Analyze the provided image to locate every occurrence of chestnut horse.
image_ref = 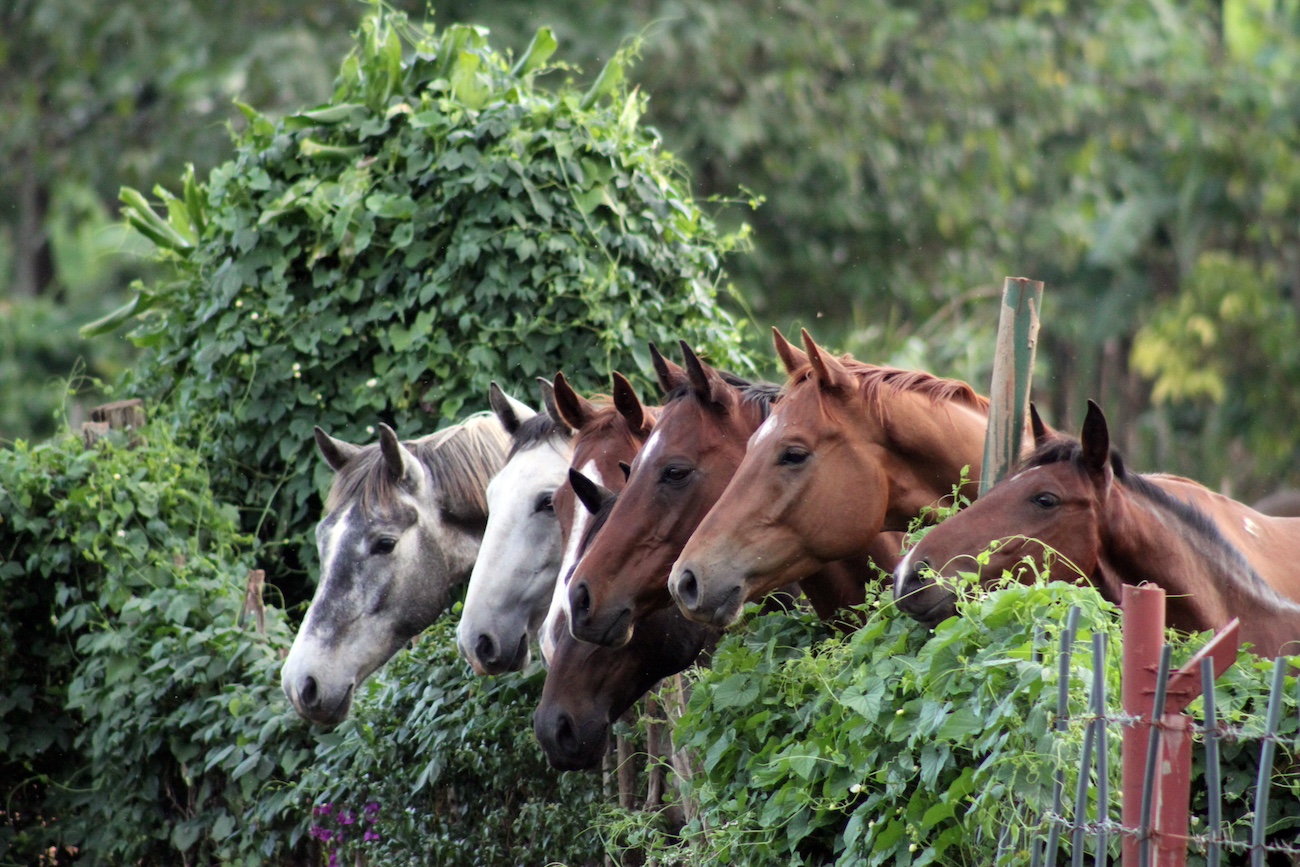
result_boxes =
[894,401,1300,657]
[567,341,897,648]
[669,328,999,628]
[538,370,659,663]
[535,471,719,770]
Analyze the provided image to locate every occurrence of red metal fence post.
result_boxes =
[1123,584,1166,866]
[1122,584,1240,867]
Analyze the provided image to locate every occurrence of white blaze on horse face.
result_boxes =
[540,459,603,664]
[635,430,664,475]
[458,436,572,674]
[749,413,782,450]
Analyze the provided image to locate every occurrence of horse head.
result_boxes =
[669,328,990,627]
[457,381,575,676]
[281,415,508,724]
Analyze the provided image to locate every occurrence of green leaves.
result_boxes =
[117,8,751,587]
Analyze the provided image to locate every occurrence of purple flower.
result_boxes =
[363,829,382,843]
[313,803,334,818]
[309,826,335,843]
[363,802,381,819]
[337,810,356,826]
[328,851,340,867]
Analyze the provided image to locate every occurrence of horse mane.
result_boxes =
[662,371,782,418]
[508,411,570,459]
[788,357,990,413]
[1023,437,1278,598]
[326,412,509,520]
[575,400,661,445]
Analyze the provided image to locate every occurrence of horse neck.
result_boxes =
[868,390,989,528]
[1097,477,1300,652]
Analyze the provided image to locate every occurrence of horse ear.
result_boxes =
[680,341,724,406]
[1029,402,1051,447]
[1080,400,1111,475]
[535,377,572,437]
[314,427,363,471]
[649,342,687,395]
[611,372,651,435]
[488,382,535,437]
[801,328,851,392]
[618,460,632,481]
[378,423,418,484]
[772,327,807,376]
[552,371,596,432]
[568,467,614,516]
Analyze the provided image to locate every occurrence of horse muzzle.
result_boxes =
[568,580,634,648]
[892,557,958,626]
[533,702,608,771]
[670,564,744,627]
[282,669,356,727]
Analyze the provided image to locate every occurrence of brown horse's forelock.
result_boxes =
[575,401,660,448]
[325,414,508,521]
[662,372,781,418]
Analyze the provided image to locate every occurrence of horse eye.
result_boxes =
[660,465,692,484]
[372,537,398,556]
[779,447,810,467]
[1032,492,1060,509]
[535,493,554,514]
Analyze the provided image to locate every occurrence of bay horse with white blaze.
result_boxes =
[538,370,660,663]
[894,401,1300,657]
[669,328,1006,628]
[281,415,508,725]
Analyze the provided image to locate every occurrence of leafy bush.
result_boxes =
[0,418,316,866]
[297,611,612,867]
[616,580,1300,866]
[107,7,752,585]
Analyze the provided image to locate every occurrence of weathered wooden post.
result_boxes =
[980,277,1044,494]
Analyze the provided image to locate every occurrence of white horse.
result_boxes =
[457,380,575,675]
[281,414,509,725]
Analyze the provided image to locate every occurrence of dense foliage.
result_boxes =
[609,581,1300,866]
[0,418,315,865]
[298,613,609,867]
[109,10,751,585]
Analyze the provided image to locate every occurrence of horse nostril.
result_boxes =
[300,675,320,710]
[554,710,578,756]
[571,582,591,623]
[676,569,700,609]
[474,633,497,665]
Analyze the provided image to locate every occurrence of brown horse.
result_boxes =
[538,370,660,663]
[894,401,1300,657]
[535,473,720,770]
[567,340,896,647]
[669,328,997,627]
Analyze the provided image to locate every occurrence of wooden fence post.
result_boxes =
[980,277,1043,495]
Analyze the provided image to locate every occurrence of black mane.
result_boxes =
[1023,436,1265,588]
[662,371,781,418]
[508,411,567,459]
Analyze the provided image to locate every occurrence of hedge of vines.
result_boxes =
[105,8,753,584]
